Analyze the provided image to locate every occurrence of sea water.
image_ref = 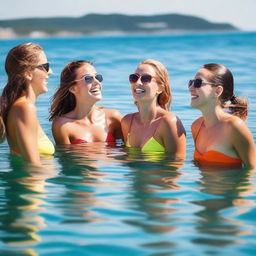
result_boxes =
[0,32,256,255]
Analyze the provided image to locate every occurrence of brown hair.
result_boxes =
[203,63,248,120]
[49,60,93,121]
[0,42,43,142]
[140,59,172,110]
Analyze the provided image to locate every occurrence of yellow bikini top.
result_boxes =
[126,113,165,152]
[38,135,55,155]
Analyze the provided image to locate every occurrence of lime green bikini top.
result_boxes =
[126,113,165,152]
[38,135,55,155]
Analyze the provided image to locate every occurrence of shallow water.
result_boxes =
[0,32,256,255]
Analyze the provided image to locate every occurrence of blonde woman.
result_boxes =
[121,59,186,160]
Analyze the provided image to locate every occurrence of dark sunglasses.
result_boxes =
[75,74,103,83]
[188,79,216,88]
[129,73,155,84]
[36,63,50,72]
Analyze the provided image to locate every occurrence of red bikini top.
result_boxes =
[71,132,115,144]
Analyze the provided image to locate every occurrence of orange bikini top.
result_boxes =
[193,119,242,166]
[194,150,242,166]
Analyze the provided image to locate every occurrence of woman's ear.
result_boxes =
[215,85,223,98]
[69,85,77,95]
[24,71,33,81]
[156,84,164,95]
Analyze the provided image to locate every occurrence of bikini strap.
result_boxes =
[128,113,135,133]
[194,118,204,143]
[152,116,163,137]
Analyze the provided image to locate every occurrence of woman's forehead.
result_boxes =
[196,68,212,79]
[136,64,156,75]
[76,64,96,76]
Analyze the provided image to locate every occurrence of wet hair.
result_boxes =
[0,42,43,142]
[49,60,93,121]
[140,59,172,110]
[203,63,248,120]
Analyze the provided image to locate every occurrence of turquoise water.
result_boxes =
[0,32,256,255]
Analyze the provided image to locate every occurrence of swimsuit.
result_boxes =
[193,119,242,166]
[126,113,165,152]
[38,135,55,155]
[70,110,116,144]
[11,135,55,156]
[71,132,115,144]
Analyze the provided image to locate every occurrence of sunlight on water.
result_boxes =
[0,32,256,255]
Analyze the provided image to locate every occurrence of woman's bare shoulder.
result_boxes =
[191,117,203,129]
[52,116,70,128]
[121,112,137,123]
[10,100,37,121]
[104,108,123,120]
[225,115,249,133]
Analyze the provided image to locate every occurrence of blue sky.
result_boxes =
[0,0,255,31]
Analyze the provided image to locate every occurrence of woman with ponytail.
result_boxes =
[121,59,186,159]
[0,43,54,166]
[189,63,255,168]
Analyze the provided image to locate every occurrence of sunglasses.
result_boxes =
[188,79,216,88]
[75,74,103,83]
[36,63,50,72]
[129,73,155,84]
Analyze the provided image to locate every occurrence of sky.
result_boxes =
[0,0,255,31]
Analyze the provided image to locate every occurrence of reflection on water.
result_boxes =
[192,168,255,247]
[0,143,256,255]
[0,156,57,256]
[120,154,183,252]
[125,167,181,232]
[54,143,109,225]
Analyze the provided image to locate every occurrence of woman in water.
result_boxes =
[0,43,55,166]
[121,59,186,160]
[189,63,255,168]
[49,60,123,144]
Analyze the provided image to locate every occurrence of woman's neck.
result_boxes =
[24,86,37,104]
[72,102,97,121]
[200,104,224,127]
[137,101,160,124]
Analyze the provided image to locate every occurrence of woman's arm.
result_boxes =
[229,118,256,168]
[52,117,71,145]
[106,109,123,140]
[161,114,186,160]
[13,103,41,166]
[121,114,133,144]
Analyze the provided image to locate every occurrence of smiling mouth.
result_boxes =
[135,88,145,94]
[191,95,198,99]
[90,88,101,93]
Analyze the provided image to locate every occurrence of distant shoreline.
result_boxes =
[0,13,239,39]
[0,28,247,40]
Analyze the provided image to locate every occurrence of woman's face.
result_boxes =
[71,64,103,103]
[30,51,52,95]
[130,64,162,104]
[189,68,217,109]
